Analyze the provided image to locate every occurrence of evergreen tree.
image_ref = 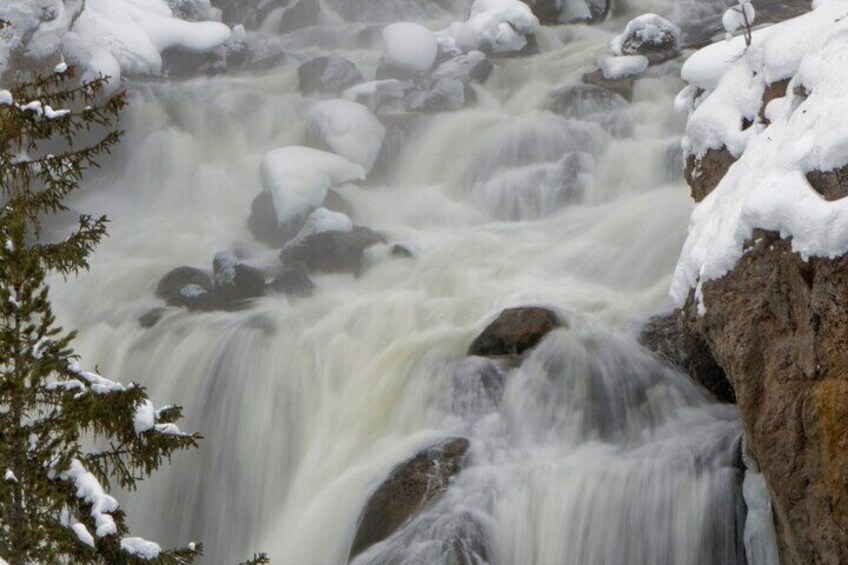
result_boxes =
[0,64,202,563]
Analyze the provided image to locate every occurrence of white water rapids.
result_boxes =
[47,0,774,563]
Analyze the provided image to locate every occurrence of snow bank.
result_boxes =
[671,0,848,310]
[0,0,230,84]
[308,99,386,173]
[260,147,365,226]
[437,0,539,54]
[382,22,438,72]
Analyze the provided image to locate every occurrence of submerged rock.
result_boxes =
[639,311,734,403]
[582,69,635,102]
[468,306,563,357]
[349,438,471,560]
[298,55,363,95]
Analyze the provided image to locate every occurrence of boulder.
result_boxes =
[807,165,848,202]
[407,78,466,113]
[248,188,354,248]
[611,14,681,65]
[276,0,321,33]
[212,252,267,302]
[431,51,493,85]
[139,307,169,328]
[548,83,632,137]
[155,266,215,306]
[468,306,563,357]
[349,438,471,560]
[684,148,737,202]
[582,69,635,102]
[297,55,363,95]
[639,311,735,403]
[270,262,316,297]
[279,226,385,274]
[523,0,609,25]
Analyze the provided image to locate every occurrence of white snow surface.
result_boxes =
[260,147,366,226]
[307,99,386,173]
[671,0,848,311]
[382,23,438,72]
[437,0,539,54]
[0,0,230,85]
[72,522,96,547]
[121,537,162,559]
[134,399,156,433]
[598,54,648,80]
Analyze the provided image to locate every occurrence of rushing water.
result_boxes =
[49,0,761,563]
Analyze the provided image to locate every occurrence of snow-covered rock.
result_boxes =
[297,55,363,95]
[407,77,466,112]
[212,252,266,302]
[672,0,848,307]
[307,99,386,173]
[381,22,438,73]
[259,146,366,231]
[343,80,411,112]
[610,13,681,64]
[285,207,354,250]
[437,0,540,55]
[432,50,493,84]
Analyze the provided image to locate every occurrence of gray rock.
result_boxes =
[156,266,215,306]
[212,252,266,302]
[298,55,363,95]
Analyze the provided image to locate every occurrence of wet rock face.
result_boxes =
[685,230,848,564]
[349,438,471,560]
[279,226,385,274]
[155,266,216,309]
[639,311,734,403]
[684,148,737,202]
[468,307,563,357]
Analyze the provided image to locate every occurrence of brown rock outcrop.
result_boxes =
[684,230,848,564]
[468,307,563,357]
[684,148,737,202]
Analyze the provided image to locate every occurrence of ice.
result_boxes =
[260,147,366,226]
[672,1,848,311]
[308,99,386,173]
[598,54,648,80]
[382,22,438,72]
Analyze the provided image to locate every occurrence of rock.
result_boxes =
[548,83,632,137]
[639,311,735,403]
[155,266,215,306]
[432,51,493,85]
[390,244,413,258]
[349,438,471,560]
[343,79,412,113]
[407,77,466,113]
[248,188,355,248]
[582,69,635,102]
[297,55,363,95]
[270,262,316,297]
[279,226,385,274]
[174,284,228,311]
[212,252,266,302]
[759,79,791,125]
[523,0,609,25]
[277,0,321,33]
[468,306,563,357]
[807,165,848,202]
[684,229,848,564]
[611,14,681,65]
[139,308,169,328]
[684,148,737,202]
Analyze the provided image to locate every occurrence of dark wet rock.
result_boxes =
[174,284,228,311]
[390,244,413,259]
[684,148,737,202]
[524,0,609,24]
[156,266,215,306]
[298,55,363,95]
[270,262,315,297]
[344,79,411,113]
[139,307,169,328]
[276,0,321,33]
[582,69,634,101]
[349,438,471,560]
[408,78,466,113]
[371,114,424,182]
[549,83,632,137]
[639,310,735,403]
[322,189,355,218]
[807,166,848,201]
[212,252,267,302]
[215,0,318,30]
[432,51,493,85]
[248,189,354,248]
[280,226,386,274]
[468,306,563,357]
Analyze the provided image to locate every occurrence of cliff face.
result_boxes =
[675,3,848,563]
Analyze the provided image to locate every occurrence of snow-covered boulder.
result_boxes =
[279,225,385,274]
[297,55,363,95]
[307,99,386,173]
[437,0,540,56]
[381,22,438,73]
[284,207,354,250]
[258,147,365,241]
[407,77,466,112]
[611,13,681,64]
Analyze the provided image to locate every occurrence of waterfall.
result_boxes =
[48,0,758,562]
